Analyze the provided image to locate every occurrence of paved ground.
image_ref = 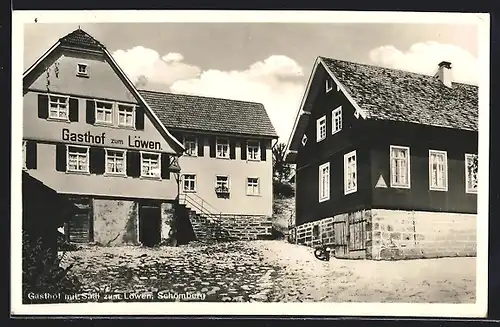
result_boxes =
[60,240,476,303]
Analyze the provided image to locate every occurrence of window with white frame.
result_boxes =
[429,150,448,191]
[332,106,342,134]
[390,146,410,188]
[316,116,327,142]
[344,150,357,194]
[184,135,198,156]
[48,95,69,120]
[326,78,333,93]
[215,175,230,193]
[67,145,89,173]
[318,162,330,202]
[117,104,135,128]
[22,140,27,169]
[77,63,88,76]
[465,153,478,194]
[182,174,197,192]
[247,141,261,160]
[105,149,126,175]
[216,138,229,158]
[247,177,260,195]
[95,101,114,124]
[141,152,160,178]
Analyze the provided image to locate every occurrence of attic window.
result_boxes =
[301,134,308,146]
[77,63,88,77]
[326,78,334,93]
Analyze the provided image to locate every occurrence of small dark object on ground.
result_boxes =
[314,245,332,261]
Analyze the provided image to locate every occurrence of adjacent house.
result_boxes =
[23,28,185,247]
[140,90,278,241]
[285,57,478,260]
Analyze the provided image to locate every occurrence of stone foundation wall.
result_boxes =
[161,202,176,246]
[370,209,476,260]
[294,209,476,260]
[219,214,272,240]
[93,199,138,246]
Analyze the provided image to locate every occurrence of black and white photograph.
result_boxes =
[11,10,490,317]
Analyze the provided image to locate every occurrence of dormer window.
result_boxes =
[326,78,334,93]
[77,63,89,77]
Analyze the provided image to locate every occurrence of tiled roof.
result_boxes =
[139,90,278,138]
[59,28,104,51]
[320,57,478,131]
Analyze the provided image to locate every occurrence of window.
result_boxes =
[247,141,261,160]
[344,150,357,194]
[77,63,88,76]
[316,116,327,142]
[301,134,308,146]
[182,174,197,192]
[67,145,89,173]
[326,79,333,93]
[215,175,230,193]
[318,162,330,202]
[247,177,260,195]
[117,104,135,128]
[140,152,160,178]
[216,138,229,158]
[22,140,27,169]
[465,153,478,194]
[48,95,69,120]
[105,149,126,175]
[95,101,114,124]
[332,106,342,134]
[183,135,198,156]
[390,145,410,188]
[429,150,448,191]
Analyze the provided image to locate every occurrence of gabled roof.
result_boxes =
[139,90,279,138]
[23,28,185,154]
[285,56,479,161]
[320,56,478,131]
[58,28,104,50]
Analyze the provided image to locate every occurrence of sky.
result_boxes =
[23,22,479,142]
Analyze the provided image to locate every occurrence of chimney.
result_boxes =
[435,61,453,88]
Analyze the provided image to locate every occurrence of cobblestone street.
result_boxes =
[61,240,476,303]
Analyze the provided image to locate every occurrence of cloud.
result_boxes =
[111,46,201,86]
[368,41,478,85]
[162,52,184,62]
[170,55,305,141]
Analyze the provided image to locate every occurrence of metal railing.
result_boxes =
[178,192,222,223]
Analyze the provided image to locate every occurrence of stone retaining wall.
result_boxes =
[219,214,273,240]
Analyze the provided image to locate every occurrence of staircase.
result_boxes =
[178,192,236,243]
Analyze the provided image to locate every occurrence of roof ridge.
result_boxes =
[138,89,265,106]
[319,56,478,87]
[59,28,105,49]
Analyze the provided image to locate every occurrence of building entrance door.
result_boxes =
[139,201,162,247]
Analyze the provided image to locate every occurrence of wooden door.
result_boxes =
[67,197,93,243]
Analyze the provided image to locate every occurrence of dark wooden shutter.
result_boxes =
[229,140,236,159]
[161,153,170,180]
[86,100,95,124]
[135,105,145,130]
[127,151,141,177]
[260,140,267,161]
[69,98,79,122]
[209,136,216,158]
[197,136,204,157]
[38,94,49,119]
[241,139,247,160]
[55,144,67,172]
[26,141,37,169]
[89,147,105,175]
